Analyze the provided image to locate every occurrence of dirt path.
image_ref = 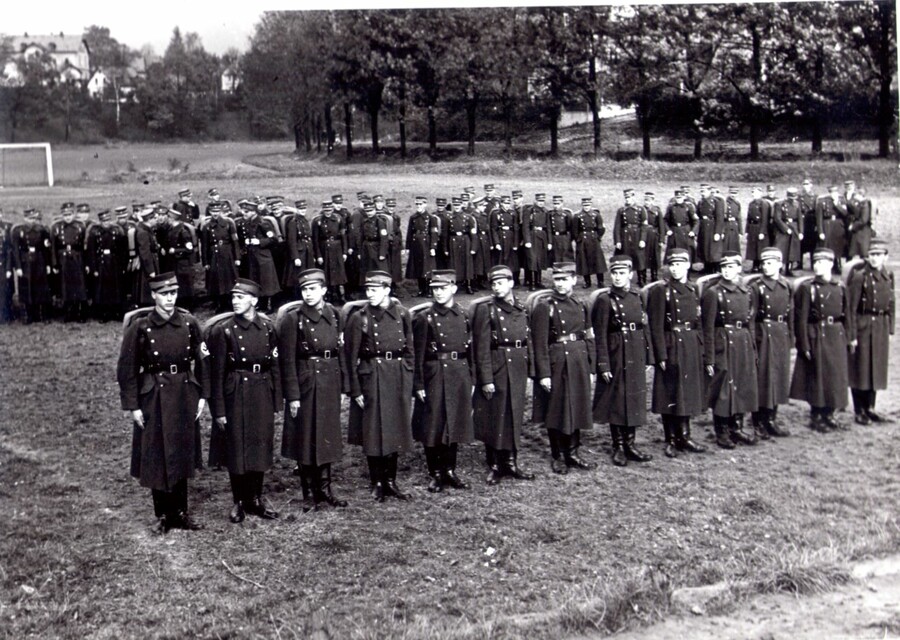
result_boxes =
[605,556,900,640]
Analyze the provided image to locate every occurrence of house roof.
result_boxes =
[6,34,88,55]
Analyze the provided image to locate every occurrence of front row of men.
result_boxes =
[117,238,893,533]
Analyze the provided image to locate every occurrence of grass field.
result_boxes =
[1,145,900,638]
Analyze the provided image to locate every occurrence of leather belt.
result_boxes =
[864,310,887,316]
[362,350,403,360]
[612,322,643,332]
[716,321,745,329]
[299,350,333,360]
[555,331,587,343]
[147,363,189,374]
[761,315,786,323]
[493,340,525,349]
[810,316,841,324]
[428,351,462,361]
[234,363,270,373]
[500,226,511,230]
[533,226,545,231]
[667,322,695,332]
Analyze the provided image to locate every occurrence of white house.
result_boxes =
[1,33,91,85]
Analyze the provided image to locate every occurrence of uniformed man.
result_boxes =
[52,202,88,321]
[723,186,743,255]
[647,248,707,458]
[749,248,793,439]
[696,183,725,275]
[405,196,439,297]
[789,248,850,432]
[472,265,534,484]
[799,178,818,270]
[490,194,519,281]
[384,198,404,288]
[312,201,348,304]
[12,209,53,323]
[244,200,282,311]
[412,269,475,492]
[745,186,772,272]
[573,196,607,289]
[167,209,197,311]
[531,262,596,473]
[282,200,312,298]
[592,255,653,467]
[521,192,551,290]
[613,189,648,285]
[772,187,803,275]
[433,197,450,269]
[344,270,415,502]
[549,195,573,265]
[663,190,699,264]
[205,187,232,219]
[279,268,348,508]
[172,188,201,226]
[642,192,662,282]
[467,196,489,290]
[0,206,13,323]
[847,238,894,424]
[442,197,476,294]
[701,251,759,448]
[86,210,127,322]
[201,202,239,312]
[116,272,210,533]
[358,201,389,284]
[208,278,281,523]
[815,185,848,273]
[846,183,874,259]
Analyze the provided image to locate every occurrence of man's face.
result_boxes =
[720,262,742,282]
[866,252,887,270]
[210,194,220,202]
[751,189,762,200]
[674,195,685,205]
[802,182,812,194]
[513,196,523,207]
[581,203,591,212]
[668,260,689,281]
[432,283,456,306]
[610,267,632,289]
[415,202,426,213]
[151,289,178,313]
[231,291,256,316]
[552,274,575,296]
[699,188,710,199]
[181,194,191,203]
[301,282,326,307]
[624,195,635,206]
[761,258,782,278]
[644,198,654,208]
[210,209,221,219]
[63,212,74,223]
[813,258,833,278]
[365,284,389,307]
[491,277,514,298]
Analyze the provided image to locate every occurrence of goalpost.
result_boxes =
[0,143,54,187]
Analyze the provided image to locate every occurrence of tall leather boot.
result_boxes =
[228,473,245,523]
[729,414,756,445]
[751,411,771,441]
[425,446,444,493]
[714,416,736,449]
[383,453,409,500]
[505,450,535,480]
[548,429,567,474]
[486,448,503,485]
[865,391,884,423]
[316,464,347,507]
[247,472,278,519]
[610,425,628,467]
[297,465,316,512]
[765,407,790,437]
[637,270,647,286]
[485,445,496,468]
[583,274,592,289]
[623,426,653,462]
[662,416,678,458]
[650,269,658,282]
[679,418,706,453]
[443,443,469,489]
[367,456,385,502]
[565,429,595,469]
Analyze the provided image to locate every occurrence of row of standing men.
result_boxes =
[116,236,893,532]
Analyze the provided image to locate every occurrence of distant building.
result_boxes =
[221,67,240,94]
[1,33,91,85]
[87,57,146,100]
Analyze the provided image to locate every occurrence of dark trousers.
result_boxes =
[229,472,263,504]
[548,428,582,459]
[424,444,459,474]
[151,478,188,518]
[851,389,877,414]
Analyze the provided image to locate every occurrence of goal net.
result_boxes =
[0,143,54,187]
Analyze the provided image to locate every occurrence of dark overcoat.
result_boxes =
[133,223,160,305]
[772,199,802,263]
[573,210,607,276]
[816,197,848,260]
[471,296,531,451]
[208,313,280,474]
[613,206,647,270]
[745,198,772,262]
[357,215,389,285]
[312,214,348,286]
[244,215,281,296]
[168,222,196,297]
[647,279,706,416]
[531,292,595,433]
[592,286,649,426]
[201,216,238,297]
[12,223,52,305]
[696,197,725,264]
[443,213,475,281]
[723,198,742,254]
[345,302,415,455]
[847,199,874,258]
[847,264,894,391]
[405,211,438,279]
[53,220,87,302]
[521,205,550,272]
[663,202,698,262]
[750,276,793,410]
[701,279,759,417]
[412,302,475,447]
[789,278,849,408]
[280,303,346,466]
[549,209,574,263]
[86,224,126,306]
[117,309,210,491]
[490,207,519,273]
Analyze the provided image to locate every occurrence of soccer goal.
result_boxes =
[0,143,54,188]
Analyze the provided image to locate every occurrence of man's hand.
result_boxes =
[317,257,324,265]
[429,249,436,257]
[131,409,144,428]
[294,258,302,267]
[759,233,765,240]
[482,383,495,399]
[196,398,206,420]
[786,229,793,235]
[615,242,622,250]
[379,255,386,261]
[46,266,52,275]
[495,244,502,251]
[416,390,427,402]
[713,233,721,242]
[799,234,804,240]
[234,260,241,267]
[849,339,858,354]
[525,242,532,248]
[706,365,715,377]
[539,377,551,392]
[289,400,300,417]
[601,371,613,384]
[354,395,365,409]
[215,416,227,428]
[658,360,666,371]
[638,240,646,248]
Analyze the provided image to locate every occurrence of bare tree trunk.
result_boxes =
[876,0,892,158]
[693,133,703,160]
[502,92,513,160]
[314,112,322,153]
[398,82,407,159]
[369,109,380,155]
[427,105,437,158]
[293,121,303,151]
[750,24,762,161]
[588,56,601,157]
[324,103,334,154]
[466,87,477,156]
[811,45,824,155]
[549,101,561,157]
[344,102,353,159]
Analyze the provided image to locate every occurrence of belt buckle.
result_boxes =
[169,364,178,374]
[450,351,458,361]
[252,364,261,373]
[777,315,784,323]
[384,351,393,360]
[826,316,834,325]
[628,322,636,331]
[514,340,522,348]
[735,320,743,329]
[322,350,331,359]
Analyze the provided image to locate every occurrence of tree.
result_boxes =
[83,25,137,133]
[569,6,612,157]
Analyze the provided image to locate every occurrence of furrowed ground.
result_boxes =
[1,144,898,638]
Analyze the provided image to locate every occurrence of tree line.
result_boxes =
[0,3,896,160]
